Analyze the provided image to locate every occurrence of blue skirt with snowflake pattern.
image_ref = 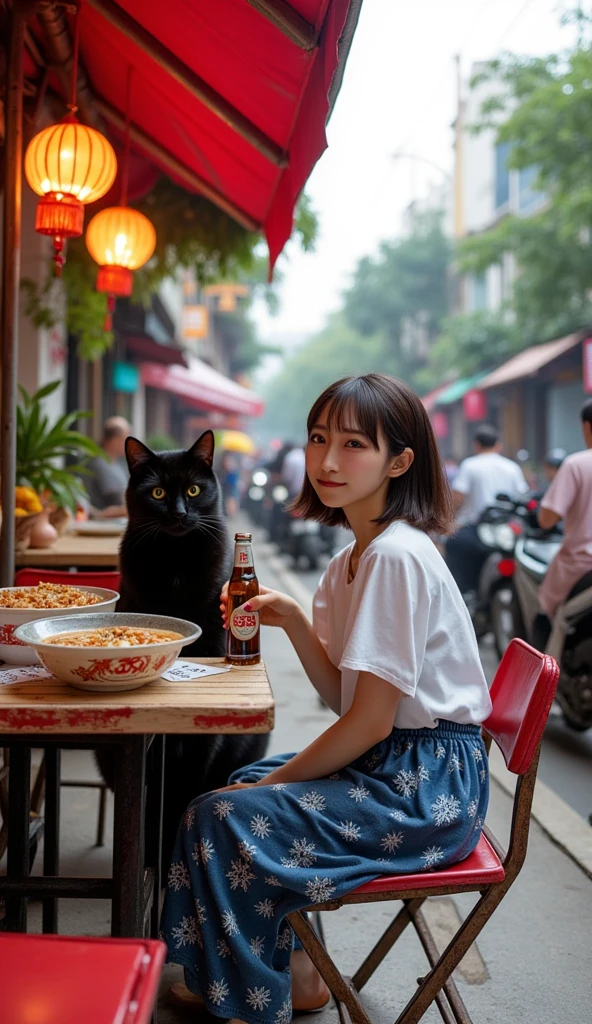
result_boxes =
[160,722,488,1024]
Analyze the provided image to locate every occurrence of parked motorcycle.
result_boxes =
[494,493,592,732]
[462,503,521,656]
[269,485,322,570]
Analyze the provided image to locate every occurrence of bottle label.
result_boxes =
[234,542,254,568]
[229,608,259,641]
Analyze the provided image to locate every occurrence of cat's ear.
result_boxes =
[187,430,214,468]
[125,437,154,473]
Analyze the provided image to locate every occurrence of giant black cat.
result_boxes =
[96,431,269,865]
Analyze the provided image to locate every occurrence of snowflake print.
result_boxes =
[226,858,256,892]
[238,840,258,862]
[431,793,462,826]
[281,837,317,868]
[276,924,293,950]
[473,747,483,762]
[421,845,445,869]
[208,979,230,1006]
[171,915,200,948]
[348,782,369,803]
[365,752,381,770]
[192,838,214,866]
[168,861,190,891]
[298,790,327,812]
[265,874,281,886]
[475,816,484,829]
[221,909,239,936]
[250,935,265,958]
[417,764,431,781]
[250,814,273,838]
[246,986,272,1011]
[217,939,231,958]
[467,799,478,819]
[275,998,292,1024]
[184,806,196,830]
[435,745,446,759]
[213,798,234,820]
[194,898,207,925]
[393,769,419,798]
[480,768,487,783]
[447,753,464,774]
[338,820,361,842]
[380,830,404,854]
[255,898,276,918]
[405,740,414,751]
[305,876,337,903]
[271,782,287,790]
[390,809,406,822]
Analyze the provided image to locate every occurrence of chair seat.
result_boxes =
[351,833,505,896]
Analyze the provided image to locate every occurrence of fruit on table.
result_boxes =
[14,486,43,514]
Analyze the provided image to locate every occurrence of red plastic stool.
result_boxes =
[0,932,165,1023]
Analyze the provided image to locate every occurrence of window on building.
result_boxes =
[517,165,544,213]
[470,273,488,311]
[495,142,511,210]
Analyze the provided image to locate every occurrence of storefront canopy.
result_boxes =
[72,0,362,273]
[141,357,264,417]
[435,373,488,407]
[478,333,584,390]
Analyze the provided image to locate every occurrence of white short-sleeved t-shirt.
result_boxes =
[453,452,528,526]
[312,521,492,729]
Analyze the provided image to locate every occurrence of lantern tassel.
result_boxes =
[103,294,116,332]
[52,237,66,276]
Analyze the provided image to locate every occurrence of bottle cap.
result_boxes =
[235,532,252,540]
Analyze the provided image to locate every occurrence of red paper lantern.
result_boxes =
[463,389,487,422]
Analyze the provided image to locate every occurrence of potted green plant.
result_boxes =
[15,381,103,545]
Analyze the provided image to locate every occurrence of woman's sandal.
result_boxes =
[167,982,331,1015]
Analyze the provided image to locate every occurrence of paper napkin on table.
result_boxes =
[162,660,232,681]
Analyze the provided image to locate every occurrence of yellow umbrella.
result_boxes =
[219,430,256,455]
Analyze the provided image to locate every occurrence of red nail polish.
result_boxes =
[244,603,252,611]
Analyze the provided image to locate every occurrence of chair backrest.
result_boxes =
[14,568,121,592]
[484,638,559,775]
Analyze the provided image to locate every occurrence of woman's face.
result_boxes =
[305,404,411,514]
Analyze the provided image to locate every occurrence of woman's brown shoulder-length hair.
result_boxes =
[291,374,454,535]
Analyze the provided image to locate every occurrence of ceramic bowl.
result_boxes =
[14,612,201,692]
[0,587,119,666]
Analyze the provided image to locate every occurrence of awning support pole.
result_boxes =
[87,0,288,168]
[0,0,28,587]
[243,0,318,50]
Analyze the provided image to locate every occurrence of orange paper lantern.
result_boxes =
[24,116,117,274]
[85,205,157,328]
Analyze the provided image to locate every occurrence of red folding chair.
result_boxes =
[7,569,121,848]
[287,638,560,1024]
[0,933,165,1023]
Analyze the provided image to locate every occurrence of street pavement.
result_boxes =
[2,528,591,1023]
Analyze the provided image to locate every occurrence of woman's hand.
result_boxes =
[220,583,300,630]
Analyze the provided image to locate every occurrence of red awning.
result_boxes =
[141,357,264,417]
[74,0,361,273]
[478,333,583,390]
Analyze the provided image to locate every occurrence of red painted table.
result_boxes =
[0,933,165,1023]
[0,659,274,936]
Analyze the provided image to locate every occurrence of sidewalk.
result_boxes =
[7,539,592,1022]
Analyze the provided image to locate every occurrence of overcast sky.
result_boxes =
[252,0,575,375]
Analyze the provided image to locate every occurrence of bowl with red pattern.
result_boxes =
[14,612,201,691]
[0,586,119,666]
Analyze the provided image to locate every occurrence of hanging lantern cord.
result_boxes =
[67,3,80,115]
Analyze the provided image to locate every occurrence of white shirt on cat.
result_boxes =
[312,521,491,729]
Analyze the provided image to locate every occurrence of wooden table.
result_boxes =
[0,659,274,937]
[14,532,122,568]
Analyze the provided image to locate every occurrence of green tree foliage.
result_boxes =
[416,311,520,390]
[343,210,451,378]
[458,27,592,343]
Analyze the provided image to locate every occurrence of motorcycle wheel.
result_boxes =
[491,588,514,660]
[561,708,591,732]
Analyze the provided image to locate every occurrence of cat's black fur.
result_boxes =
[95,431,269,865]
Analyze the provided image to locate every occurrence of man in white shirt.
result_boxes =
[281,445,306,497]
[446,424,528,596]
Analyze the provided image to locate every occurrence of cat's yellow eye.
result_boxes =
[152,486,166,500]
[187,484,201,497]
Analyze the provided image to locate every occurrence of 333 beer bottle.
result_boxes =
[226,532,261,665]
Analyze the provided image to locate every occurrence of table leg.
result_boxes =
[5,744,31,932]
[146,735,165,939]
[42,746,61,933]
[112,735,147,937]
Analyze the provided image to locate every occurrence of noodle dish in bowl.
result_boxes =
[14,612,201,691]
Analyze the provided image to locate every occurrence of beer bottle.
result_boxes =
[226,532,261,665]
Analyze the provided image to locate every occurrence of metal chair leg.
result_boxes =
[96,784,108,847]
